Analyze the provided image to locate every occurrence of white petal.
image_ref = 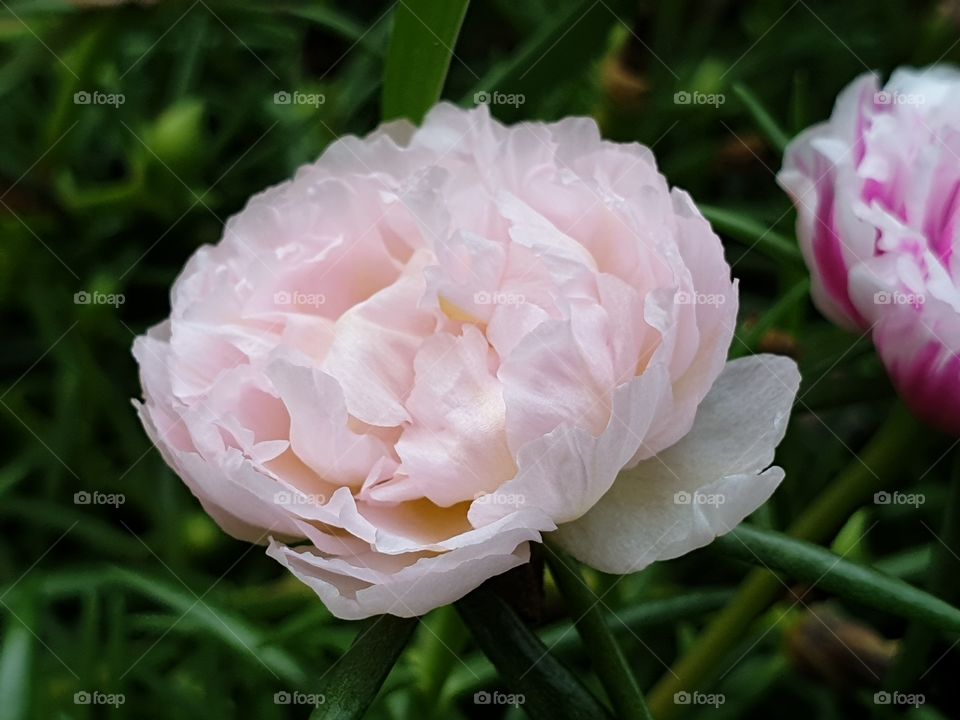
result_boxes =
[469,364,670,526]
[265,516,543,620]
[553,354,799,573]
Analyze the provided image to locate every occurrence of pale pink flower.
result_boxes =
[134,104,799,619]
[779,67,960,435]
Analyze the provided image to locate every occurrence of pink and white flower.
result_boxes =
[134,104,799,619]
[779,67,960,435]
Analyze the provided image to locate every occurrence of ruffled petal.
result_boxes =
[554,355,799,573]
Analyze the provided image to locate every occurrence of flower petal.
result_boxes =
[553,354,799,573]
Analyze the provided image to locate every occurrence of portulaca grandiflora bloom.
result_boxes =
[134,104,800,619]
[779,67,960,435]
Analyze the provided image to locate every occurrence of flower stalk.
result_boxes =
[545,542,655,720]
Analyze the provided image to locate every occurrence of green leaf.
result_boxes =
[698,203,803,265]
[273,5,368,43]
[457,584,614,720]
[732,82,792,153]
[542,589,734,654]
[0,598,34,720]
[311,615,418,720]
[715,525,960,633]
[443,589,732,701]
[382,0,471,122]
[107,567,307,685]
[1,498,145,559]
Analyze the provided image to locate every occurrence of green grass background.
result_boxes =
[1,0,959,717]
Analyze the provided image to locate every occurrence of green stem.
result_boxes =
[545,543,654,720]
[456,584,614,720]
[312,615,418,720]
[884,448,960,693]
[732,82,792,153]
[648,402,923,719]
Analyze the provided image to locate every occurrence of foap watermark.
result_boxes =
[274,691,326,707]
[74,90,125,108]
[474,290,526,306]
[273,90,325,108]
[873,290,924,306]
[75,290,124,307]
[274,491,327,506]
[675,290,726,307]
[674,490,725,508]
[274,290,326,308]
[474,690,525,708]
[874,90,924,106]
[473,90,525,108]
[673,691,725,708]
[874,490,925,508]
[473,491,525,506]
[74,490,125,508]
[673,90,725,108]
[74,691,125,708]
[873,691,925,709]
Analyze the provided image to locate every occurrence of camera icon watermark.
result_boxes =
[273,290,326,308]
[873,690,925,708]
[274,491,327,506]
[873,290,925,306]
[473,290,526,306]
[74,90,125,108]
[674,490,726,508]
[675,290,726,306]
[273,690,326,707]
[673,690,725,707]
[673,90,725,108]
[473,491,526,506]
[74,690,125,708]
[273,90,326,108]
[473,90,525,108]
[74,490,126,508]
[473,690,525,707]
[874,90,924,106]
[74,290,125,308]
[873,490,925,508]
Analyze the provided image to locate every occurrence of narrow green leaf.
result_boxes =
[443,589,732,700]
[382,0,471,122]
[715,525,960,633]
[457,584,614,720]
[311,615,418,720]
[107,567,307,685]
[545,546,654,720]
[1,499,145,559]
[542,589,734,653]
[698,203,803,265]
[274,5,368,43]
[874,545,932,582]
[0,600,34,720]
[732,82,791,153]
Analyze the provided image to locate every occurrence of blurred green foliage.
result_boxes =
[2,0,960,718]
